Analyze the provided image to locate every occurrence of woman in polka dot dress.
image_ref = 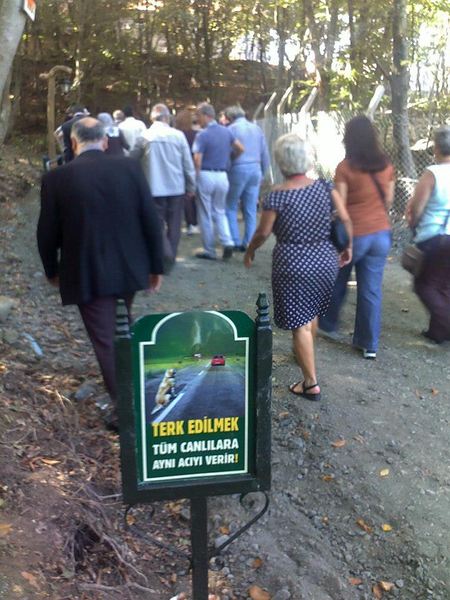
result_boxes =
[244,134,352,401]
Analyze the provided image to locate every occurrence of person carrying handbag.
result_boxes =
[405,125,450,344]
[318,115,395,360]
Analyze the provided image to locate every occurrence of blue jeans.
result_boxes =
[226,163,262,246]
[319,229,392,351]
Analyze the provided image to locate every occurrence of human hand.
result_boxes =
[243,248,255,268]
[147,274,163,293]
[405,203,414,227]
[339,247,352,267]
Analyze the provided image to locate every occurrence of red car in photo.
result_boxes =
[211,354,226,366]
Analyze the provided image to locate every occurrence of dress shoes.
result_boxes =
[223,246,234,260]
[195,251,217,260]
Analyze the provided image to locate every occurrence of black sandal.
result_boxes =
[289,381,321,402]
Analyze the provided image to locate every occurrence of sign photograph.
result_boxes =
[131,311,256,487]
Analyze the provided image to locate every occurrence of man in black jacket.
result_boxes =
[37,117,164,420]
[59,105,90,163]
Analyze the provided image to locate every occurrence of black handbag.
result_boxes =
[330,213,349,252]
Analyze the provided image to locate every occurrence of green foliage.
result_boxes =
[13,0,450,115]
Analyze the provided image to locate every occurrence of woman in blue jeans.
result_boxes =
[319,116,395,359]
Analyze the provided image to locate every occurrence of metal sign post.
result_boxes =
[191,497,209,598]
[115,294,272,599]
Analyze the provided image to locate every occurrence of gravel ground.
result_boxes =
[1,181,449,599]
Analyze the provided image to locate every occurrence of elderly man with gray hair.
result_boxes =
[193,102,244,260]
[132,103,196,265]
[37,117,164,428]
[224,105,270,252]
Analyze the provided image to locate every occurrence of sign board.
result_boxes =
[117,305,272,503]
[23,0,36,20]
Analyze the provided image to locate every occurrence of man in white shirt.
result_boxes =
[132,103,196,263]
[118,105,146,152]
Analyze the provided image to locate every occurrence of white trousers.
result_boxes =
[196,171,233,257]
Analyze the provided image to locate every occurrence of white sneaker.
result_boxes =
[187,225,200,235]
[362,349,376,360]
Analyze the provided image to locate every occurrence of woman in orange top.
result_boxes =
[319,116,395,359]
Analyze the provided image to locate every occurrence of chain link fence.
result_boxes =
[257,110,436,251]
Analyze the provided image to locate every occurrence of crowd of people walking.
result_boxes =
[39,100,450,424]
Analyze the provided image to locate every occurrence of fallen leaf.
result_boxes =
[381,523,393,532]
[331,439,347,448]
[125,514,136,526]
[321,474,335,482]
[252,557,264,569]
[349,577,363,585]
[372,583,383,599]
[41,458,61,465]
[248,584,271,600]
[356,518,373,534]
[0,523,13,536]
[278,411,290,419]
[21,571,39,589]
[379,581,395,591]
[379,468,390,477]
[219,526,230,535]
[431,388,439,395]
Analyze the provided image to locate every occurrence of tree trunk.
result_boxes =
[276,7,287,90]
[391,0,416,177]
[0,0,26,144]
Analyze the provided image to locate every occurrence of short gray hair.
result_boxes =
[197,102,215,119]
[224,105,246,122]
[274,133,313,176]
[151,103,171,122]
[113,109,124,122]
[71,118,105,143]
[434,125,450,157]
[97,112,113,126]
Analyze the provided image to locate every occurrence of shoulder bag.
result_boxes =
[401,243,424,277]
[401,209,450,277]
[326,179,349,252]
[330,212,349,252]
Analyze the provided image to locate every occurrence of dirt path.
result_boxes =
[1,185,449,599]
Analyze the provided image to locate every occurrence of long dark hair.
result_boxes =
[344,115,390,172]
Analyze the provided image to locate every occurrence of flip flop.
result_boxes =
[289,381,321,402]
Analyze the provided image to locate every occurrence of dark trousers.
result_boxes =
[154,195,184,261]
[78,296,133,402]
[184,193,197,226]
[415,234,450,342]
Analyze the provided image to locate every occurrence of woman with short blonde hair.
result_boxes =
[245,133,352,401]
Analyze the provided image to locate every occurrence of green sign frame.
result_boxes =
[116,296,272,504]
